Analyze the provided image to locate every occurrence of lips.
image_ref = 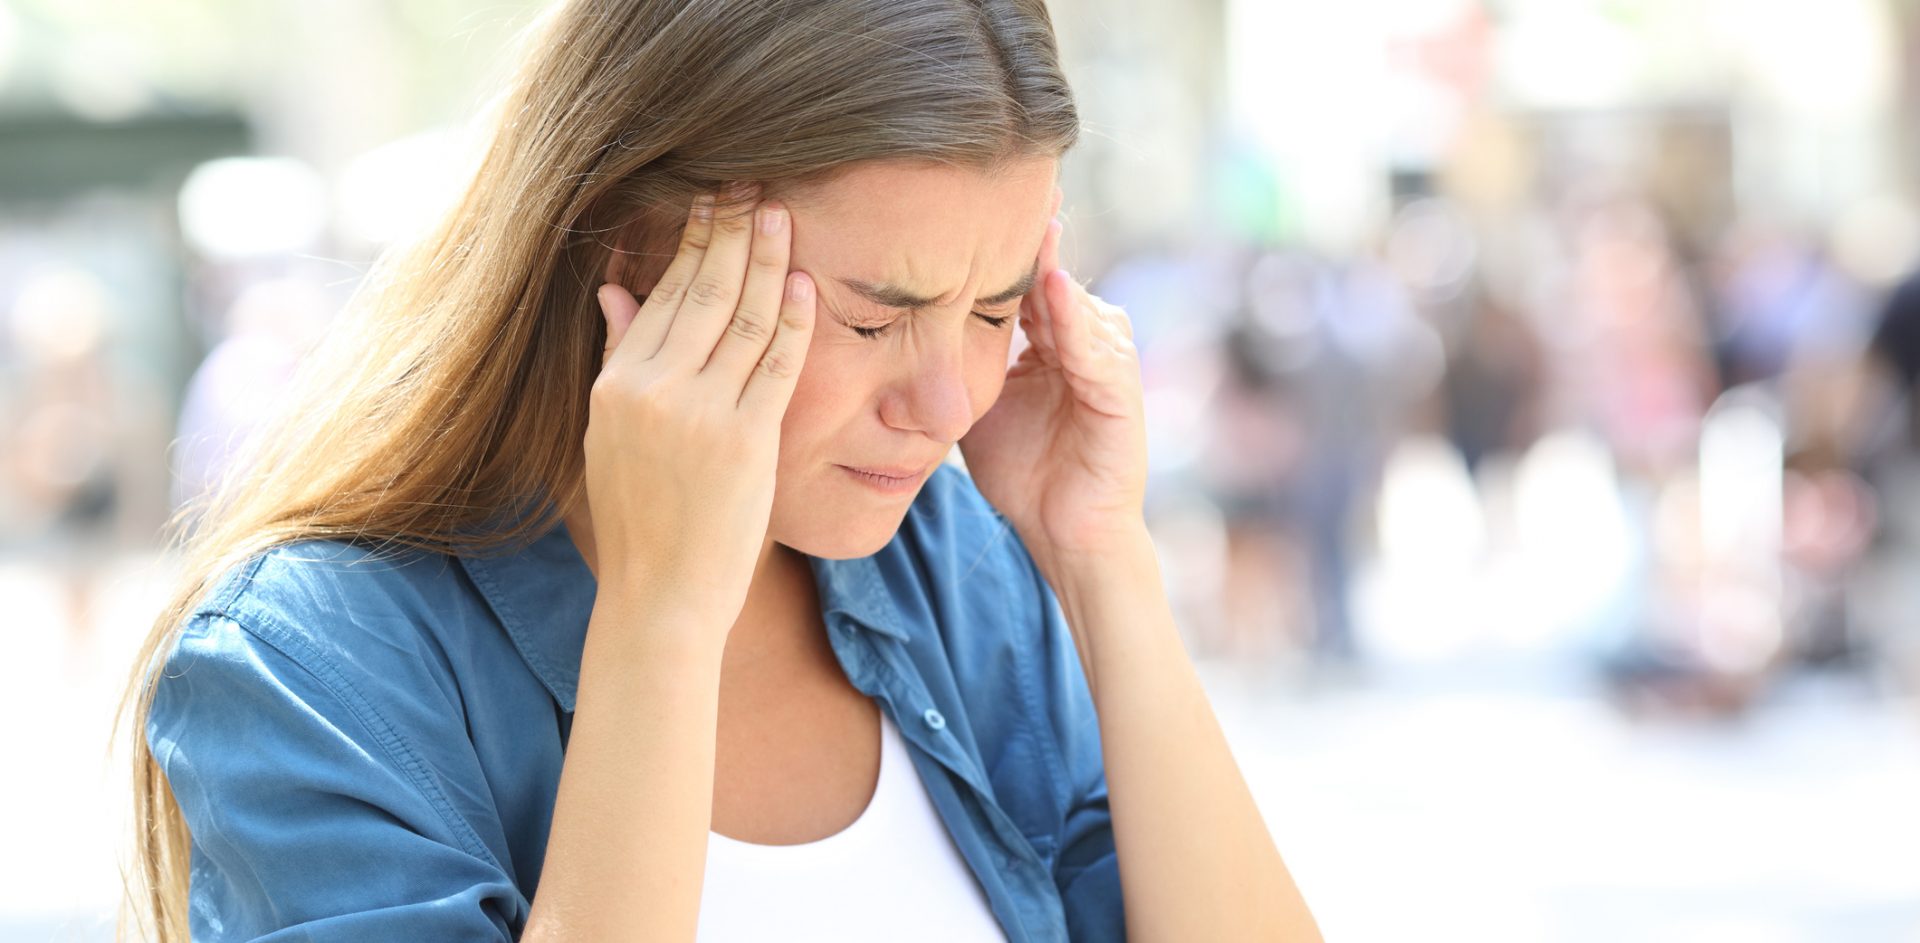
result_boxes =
[841,462,932,480]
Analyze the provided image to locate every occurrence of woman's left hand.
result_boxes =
[959,204,1148,560]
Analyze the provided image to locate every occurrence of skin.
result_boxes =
[559,157,1323,940]
[563,157,1062,648]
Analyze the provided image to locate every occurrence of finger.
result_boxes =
[1040,219,1064,354]
[1016,302,1054,367]
[701,199,791,386]
[602,231,628,287]
[1040,215,1062,279]
[1046,268,1092,375]
[1054,280,1129,375]
[739,271,816,418]
[1051,280,1139,417]
[1108,296,1136,341]
[659,181,760,365]
[597,282,642,369]
[617,194,715,366]
[603,211,655,290]
[1004,337,1048,378]
[1018,219,1063,357]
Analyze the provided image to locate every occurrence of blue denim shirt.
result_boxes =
[146,463,1125,941]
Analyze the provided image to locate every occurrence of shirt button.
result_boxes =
[922,707,946,730]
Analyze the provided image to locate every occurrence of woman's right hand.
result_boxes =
[583,182,816,643]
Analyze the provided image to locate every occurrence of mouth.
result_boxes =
[836,462,932,494]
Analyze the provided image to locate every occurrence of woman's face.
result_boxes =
[769,158,1061,559]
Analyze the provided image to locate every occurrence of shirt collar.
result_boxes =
[456,494,909,713]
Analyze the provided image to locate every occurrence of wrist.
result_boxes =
[586,577,737,663]
[1023,520,1156,582]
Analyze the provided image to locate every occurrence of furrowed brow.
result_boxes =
[837,259,1039,310]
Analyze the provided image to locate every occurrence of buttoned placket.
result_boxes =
[821,603,1068,943]
[461,498,1073,936]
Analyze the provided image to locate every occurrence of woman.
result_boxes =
[116,1,1322,940]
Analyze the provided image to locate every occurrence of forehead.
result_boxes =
[781,158,1057,304]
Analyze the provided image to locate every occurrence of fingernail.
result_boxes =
[692,194,714,219]
[759,202,786,233]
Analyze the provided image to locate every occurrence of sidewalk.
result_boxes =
[1195,652,1920,943]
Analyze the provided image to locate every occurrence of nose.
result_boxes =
[879,330,979,445]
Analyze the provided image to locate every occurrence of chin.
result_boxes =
[770,497,920,560]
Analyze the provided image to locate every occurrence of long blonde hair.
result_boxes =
[113,1,1078,938]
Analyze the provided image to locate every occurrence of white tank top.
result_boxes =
[696,707,1008,941]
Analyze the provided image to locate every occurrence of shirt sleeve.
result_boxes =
[1027,560,1128,942]
[146,611,527,941]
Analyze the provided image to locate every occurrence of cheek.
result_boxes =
[969,333,1015,414]
[778,339,865,447]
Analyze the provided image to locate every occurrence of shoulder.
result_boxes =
[155,539,510,848]
[197,537,472,627]
[149,542,526,937]
[175,538,483,718]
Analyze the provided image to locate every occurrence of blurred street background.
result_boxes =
[5,0,1920,940]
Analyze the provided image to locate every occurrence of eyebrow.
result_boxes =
[835,260,1039,311]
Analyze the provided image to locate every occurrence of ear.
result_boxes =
[1049,183,1063,219]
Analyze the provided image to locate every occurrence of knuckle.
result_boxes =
[686,277,732,308]
[756,347,797,380]
[590,366,638,400]
[648,276,688,307]
[750,239,787,269]
[712,207,753,235]
[725,308,772,343]
[591,366,667,409]
[587,375,630,414]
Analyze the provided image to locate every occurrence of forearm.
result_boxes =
[1038,529,1322,943]
[523,587,728,942]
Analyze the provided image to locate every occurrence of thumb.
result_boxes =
[597,282,642,366]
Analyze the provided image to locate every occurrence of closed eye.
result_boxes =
[852,311,1015,339]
